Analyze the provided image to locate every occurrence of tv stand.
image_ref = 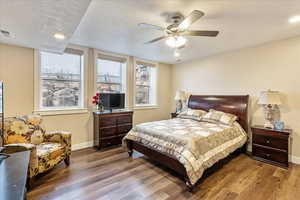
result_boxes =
[93,110,133,149]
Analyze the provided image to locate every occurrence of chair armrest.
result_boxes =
[4,143,39,178]
[44,131,72,155]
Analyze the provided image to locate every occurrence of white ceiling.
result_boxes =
[2,0,300,63]
[0,0,91,52]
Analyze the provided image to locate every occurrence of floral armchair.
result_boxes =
[2,114,71,184]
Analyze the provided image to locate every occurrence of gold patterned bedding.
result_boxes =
[123,118,247,184]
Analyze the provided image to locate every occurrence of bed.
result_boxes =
[123,95,249,191]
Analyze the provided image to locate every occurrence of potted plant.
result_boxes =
[92,93,104,112]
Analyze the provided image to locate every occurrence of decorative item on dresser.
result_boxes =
[251,125,291,168]
[94,110,133,149]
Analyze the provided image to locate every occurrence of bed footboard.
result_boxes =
[126,139,246,192]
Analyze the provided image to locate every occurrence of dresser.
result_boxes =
[251,125,291,168]
[93,110,133,149]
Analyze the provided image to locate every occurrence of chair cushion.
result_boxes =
[36,142,66,173]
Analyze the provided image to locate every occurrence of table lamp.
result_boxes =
[258,90,282,129]
[174,91,185,113]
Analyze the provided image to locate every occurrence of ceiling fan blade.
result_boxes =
[144,36,166,44]
[181,30,219,37]
[177,44,186,49]
[138,23,164,31]
[178,10,204,30]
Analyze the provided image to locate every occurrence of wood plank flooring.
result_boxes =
[28,147,300,200]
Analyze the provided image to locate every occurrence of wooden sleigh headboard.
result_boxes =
[188,95,249,133]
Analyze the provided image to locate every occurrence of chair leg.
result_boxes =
[128,150,133,157]
[26,177,35,190]
[127,140,133,157]
[64,155,70,166]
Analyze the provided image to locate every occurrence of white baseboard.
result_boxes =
[290,155,300,165]
[72,140,94,151]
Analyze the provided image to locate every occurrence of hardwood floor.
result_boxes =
[28,147,300,200]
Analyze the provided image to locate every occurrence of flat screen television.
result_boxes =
[0,82,7,159]
[0,82,3,142]
[100,93,125,110]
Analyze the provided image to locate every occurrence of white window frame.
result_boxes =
[34,45,88,115]
[94,50,130,108]
[133,58,158,109]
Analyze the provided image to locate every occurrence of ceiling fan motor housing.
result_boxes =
[171,15,184,24]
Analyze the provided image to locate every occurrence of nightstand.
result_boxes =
[171,112,178,118]
[251,125,291,168]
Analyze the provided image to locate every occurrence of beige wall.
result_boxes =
[172,36,300,158]
[0,43,172,149]
[4,35,299,158]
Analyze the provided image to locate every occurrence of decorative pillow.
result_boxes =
[201,109,238,125]
[177,108,207,121]
[25,114,43,126]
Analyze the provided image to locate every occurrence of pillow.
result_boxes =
[201,109,238,125]
[177,108,207,121]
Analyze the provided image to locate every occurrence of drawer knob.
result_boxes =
[266,140,270,144]
[266,154,270,157]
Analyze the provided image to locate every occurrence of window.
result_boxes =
[96,54,127,94]
[135,60,157,107]
[37,48,85,112]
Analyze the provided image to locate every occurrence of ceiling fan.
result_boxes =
[138,10,219,49]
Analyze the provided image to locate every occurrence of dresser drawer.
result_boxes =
[100,127,117,137]
[253,134,288,151]
[118,124,132,134]
[117,115,132,125]
[252,128,289,139]
[100,135,125,148]
[99,116,117,127]
[253,145,288,166]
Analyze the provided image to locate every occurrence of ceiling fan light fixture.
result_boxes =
[166,36,187,48]
[53,32,66,40]
[174,50,180,57]
[289,16,300,23]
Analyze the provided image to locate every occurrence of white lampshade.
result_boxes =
[166,36,187,48]
[174,91,185,101]
[258,90,282,105]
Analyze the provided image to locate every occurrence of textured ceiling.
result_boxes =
[2,0,300,63]
[70,0,300,63]
[0,0,91,52]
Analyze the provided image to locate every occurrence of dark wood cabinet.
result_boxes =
[94,110,133,149]
[251,125,291,168]
[0,151,30,200]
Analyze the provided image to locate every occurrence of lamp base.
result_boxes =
[176,100,182,113]
[264,120,274,129]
